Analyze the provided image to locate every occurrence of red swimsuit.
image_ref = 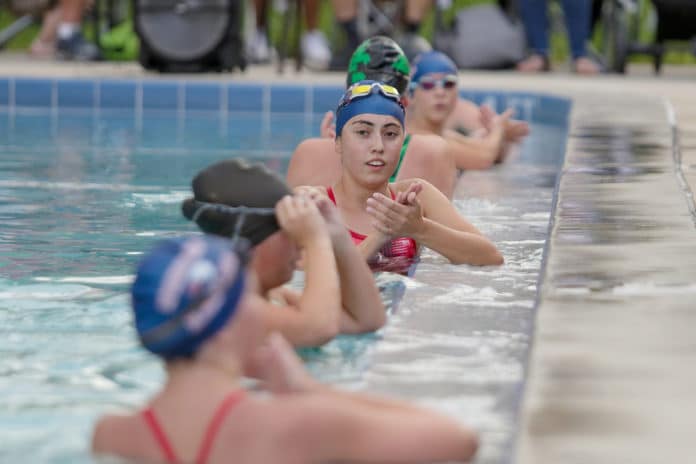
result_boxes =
[141,390,245,464]
[326,187,418,260]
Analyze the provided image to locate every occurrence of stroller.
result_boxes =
[601,0,696,73]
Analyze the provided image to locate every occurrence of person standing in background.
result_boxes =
[248,0,331,70]
[516,0,600,74]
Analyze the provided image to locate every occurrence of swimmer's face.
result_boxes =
[411,72,458,124]
[251,230,298,291]
[336,113,404,185]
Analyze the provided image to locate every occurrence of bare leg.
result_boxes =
[247,0,272,62]
[304,0,320,29]
[302,0,331,69]
[404,0,431,27]
[30,6,61,57]
[59,0,86,25]
[254,0,267,29]
[331,0,357,22]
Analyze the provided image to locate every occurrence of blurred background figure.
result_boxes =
[29,5,61,57]
[28,0,99,60]
[517,0,600,74]
[248,0,331,69]
[329,0,432,69]
[55,0,100,60]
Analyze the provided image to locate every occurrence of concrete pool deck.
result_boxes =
[2,54,695,463]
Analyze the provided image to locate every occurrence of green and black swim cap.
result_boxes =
[346,36,411,95]
[182,159,290,246]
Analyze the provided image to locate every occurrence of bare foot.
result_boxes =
[516,54,550,73]
[574,57,601,75]
[29,39,55,59]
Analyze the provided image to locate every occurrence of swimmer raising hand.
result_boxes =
[292,187,387,333]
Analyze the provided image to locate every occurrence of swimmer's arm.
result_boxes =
[399,135,457,199]
[356,233,389,261]
[416,181,503,265]
[264,236,342,347]
[444,126,505,170]
[273,393,478,463]
[332,232,386,334]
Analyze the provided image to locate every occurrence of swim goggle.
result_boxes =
[410,74,458,91]
[189,200,276,246]
[338,82,404,109]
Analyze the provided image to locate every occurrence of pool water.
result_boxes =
[0,97,567,463]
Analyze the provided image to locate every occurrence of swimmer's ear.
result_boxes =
[181,198,198,221]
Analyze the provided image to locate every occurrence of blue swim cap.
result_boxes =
[410,51,458,88]
[335,80,405,138]
[132,235,246,359]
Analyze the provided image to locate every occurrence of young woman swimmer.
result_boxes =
[92,235,479,463]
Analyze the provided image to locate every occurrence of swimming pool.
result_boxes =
[0,77,569,463]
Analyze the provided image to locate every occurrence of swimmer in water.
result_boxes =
[92,235,479,463]
[181,160,385,347]
[406,50,525,169]
[287,37,529,198]
[297,81,504,267]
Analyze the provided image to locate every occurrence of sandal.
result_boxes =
[516,54,550,73]
[29,38,56,59]
[573,56,601,75]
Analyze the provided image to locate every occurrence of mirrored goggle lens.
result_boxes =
[419,75,458,90]
[350,83,400,100]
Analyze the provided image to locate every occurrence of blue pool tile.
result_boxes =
[532,96,571,126]
[270,85,306,113]
[15,79,52,108]
[312,85,343,113]
[228,84,263,112]
[457,90,570,125]
[269,114,307,149]
[142,81,180,111]
[0,78,8,106]
[99,80,136,109]
[185,82,222,112]
[57,79,95,109]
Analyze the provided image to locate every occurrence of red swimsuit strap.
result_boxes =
[326,186,397,243]
[142,408,179,464]
[195,390,245,464]
[141,390,246,464]
[326,186,395,203]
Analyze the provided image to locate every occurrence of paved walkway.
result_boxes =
[2,55,696,463]
[451,70,696,463]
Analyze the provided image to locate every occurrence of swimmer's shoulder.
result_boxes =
[92,412,145,457]
[407,133,448,153]
[293,137,334,155]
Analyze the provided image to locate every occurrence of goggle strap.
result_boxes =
[230,212,247,247]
